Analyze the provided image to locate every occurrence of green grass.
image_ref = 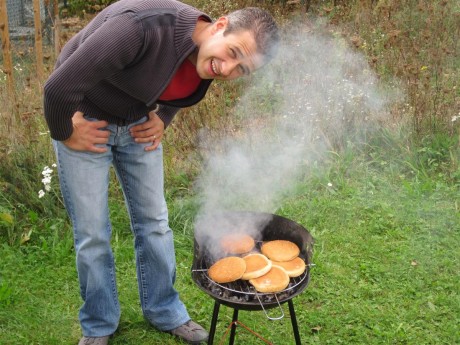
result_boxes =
[1,137,459,344]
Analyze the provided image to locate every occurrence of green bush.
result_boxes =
[64,0,118,16]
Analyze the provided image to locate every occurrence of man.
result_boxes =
[43,0,279,344]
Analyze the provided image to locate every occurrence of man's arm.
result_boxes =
[44,12,144,141]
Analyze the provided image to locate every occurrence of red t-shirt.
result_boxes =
[159,58,202,101]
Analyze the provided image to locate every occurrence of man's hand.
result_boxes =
[63,111,110,153]
[130,110,164,151]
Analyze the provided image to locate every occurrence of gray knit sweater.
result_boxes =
[44,0,213,141]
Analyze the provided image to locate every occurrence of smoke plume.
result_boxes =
[193,19,400,253]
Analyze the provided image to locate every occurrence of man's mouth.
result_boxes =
[211,59,219,76]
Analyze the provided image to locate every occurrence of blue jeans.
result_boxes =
[52,117,190,337]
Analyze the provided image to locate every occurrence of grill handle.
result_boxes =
[255,293,285,320]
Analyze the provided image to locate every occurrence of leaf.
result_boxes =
[311,326,322,333]
[20,230,32,245]
[0,212,14,224]
[427,302,436,311]
[28,211,38,222]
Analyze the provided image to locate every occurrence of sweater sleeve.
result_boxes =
[156,104,180,128]
[43,13,144,141]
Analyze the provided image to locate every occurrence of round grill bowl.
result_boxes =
[191,211,314,311]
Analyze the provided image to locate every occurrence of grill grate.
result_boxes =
[193,249,309,295]
[192,250,312,309]
[192,212,314,310]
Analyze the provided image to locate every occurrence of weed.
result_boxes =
[0,279,14,306]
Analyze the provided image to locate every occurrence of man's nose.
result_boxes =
[221,59,239,77]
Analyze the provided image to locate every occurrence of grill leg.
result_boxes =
[208,301,220,345]
[229,308,239,345]
[288,300,302,345]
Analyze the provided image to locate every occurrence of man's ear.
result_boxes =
[211,16,228,34]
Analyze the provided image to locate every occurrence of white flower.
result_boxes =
[42,167,53,175]
[327,182,333,187]
[38,163,57,198]
[452,115,459,123]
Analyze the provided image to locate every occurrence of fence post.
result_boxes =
[0,0,15,98]
[44,0,52,45]
[33,0,44,80]
[53,0,61,56]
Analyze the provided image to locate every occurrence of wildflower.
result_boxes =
[452,115,459,122]
[327,182,333,187]
[39,164,56,198]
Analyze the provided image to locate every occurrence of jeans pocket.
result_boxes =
[127,115,149,130]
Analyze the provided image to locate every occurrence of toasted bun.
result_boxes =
[271,257,306,277]
[220,233,255,255]
[241,253,272,280]
[208,256,246,284]
[261,240,300,262]
[249,265,290,293]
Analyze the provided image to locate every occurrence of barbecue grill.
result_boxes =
[192,211,314,344]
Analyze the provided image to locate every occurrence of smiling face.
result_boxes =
[192,17,263,81]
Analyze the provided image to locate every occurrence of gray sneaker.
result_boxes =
[78,336,110,345]
[168,320,209,344]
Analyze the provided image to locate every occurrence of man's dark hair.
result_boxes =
[224,7,280,64]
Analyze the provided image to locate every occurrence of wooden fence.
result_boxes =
[0,0,60,99]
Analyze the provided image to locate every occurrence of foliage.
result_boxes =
[308,0,459,135]
[63,0,118,16]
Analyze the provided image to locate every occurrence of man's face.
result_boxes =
[195,18,263,80]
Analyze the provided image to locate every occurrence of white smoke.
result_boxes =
[193,19,401,249]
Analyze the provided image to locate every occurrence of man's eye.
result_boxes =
[230,49,237,58]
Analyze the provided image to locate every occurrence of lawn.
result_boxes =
[1,143,459,344]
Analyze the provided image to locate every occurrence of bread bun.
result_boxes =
[220,233,255,255]
[249,265,290,293]
[208,256,246,284]
[261,240,300,262]
[271,257,306,277]
[241,253,272,280]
